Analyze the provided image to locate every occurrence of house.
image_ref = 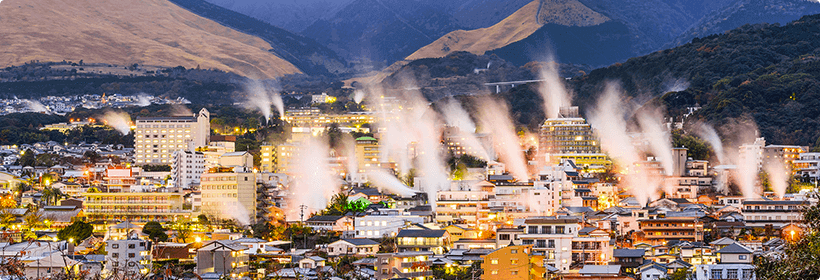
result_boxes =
[495,227,524,248]
[195,240,249,279]
[396,229,451,254]
[638,263,667,280]
[354,209,425,238]
[715,243,753,264]
[453,239,496,250]
[374,251,433,280]
[105,234,152,276]
[693,264,755,280]
[577,265,623,278]
[611,248,645,274]
[299,256,326,269]
[327,239,380,257]
[25,251,83,279]
[481,244,547,280]
[305,215,354,233]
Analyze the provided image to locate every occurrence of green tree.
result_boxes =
[672,131,710,160]
[58,221,93,244]
[755,197,820,279]
[142,221,169,242]
[17,149,35,166]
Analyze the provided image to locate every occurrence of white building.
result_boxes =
[518,216,612,272]
[795,152,820,179]
[354,209,425,238]
[171,150,205,189]
[105,235,152,277]
[134,108,210,165]
[693,264,755,280]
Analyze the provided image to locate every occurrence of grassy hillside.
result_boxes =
[0,0,300,79]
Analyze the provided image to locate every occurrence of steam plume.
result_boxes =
[764,159,789,198]
[223,201,251,226]
[439,98,490,160]
[244,79,284,122]
[538,61,572,119]
[694,122,726,164]
[287,136,340,219]
[475,97,528,180]
[136,93,152,107]
[367,169,418,197]
[100,111,132,135]
[636,105,674,175]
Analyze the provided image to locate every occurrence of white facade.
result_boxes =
[354,209,425,238]
[105,237,151,276]
[171,150,205,189]
[694,264,755,280]
[795,152,820,179]
[134,108,209,165]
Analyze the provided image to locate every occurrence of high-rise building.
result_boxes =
[171,150,205,189]
[134,108,210,165]
[538,106,610,171]
[354,136,381,171]
[260,145,276,173]
[200,167,257,223]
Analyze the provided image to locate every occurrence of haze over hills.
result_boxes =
[204,0,355,33]
[0,0,300,79]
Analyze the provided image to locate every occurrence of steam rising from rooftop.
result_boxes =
[439,98,490,160]
[764,159,789,198]
[367,169,418,197]
[694,122,726,165]
[100,111,132,135]
[636,105,674,176]
[287,136,340,219]
[538,60,572,119]
[475,97,528,181]
[244,79,284,123]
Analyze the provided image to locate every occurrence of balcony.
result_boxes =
[393,268,432,278]
[400,261,433,268]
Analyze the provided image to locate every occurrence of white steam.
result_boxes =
[661,78,690,93]
[694,122,726,164]
[764,159,789,198]
[538,61,572,119]
[100,111,132,135]
[439,98,490,160]
[636,105,674,176]
[353,90,366,104]
[136,93,152,107]
[223,201,252,226]
[367,169,418,197]
[475,97,528,181]
[24,100,49,113]
[287,136,340,218]
[587,83,659,205]
[244,79,284,123]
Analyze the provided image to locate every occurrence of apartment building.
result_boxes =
[171,150,205,189]
[134,108,210,165]
[200,167,257,223]
[354,136,381,171]
[742,200,806,229]
[83,191,186,222]
[201,135,236,168]
[538,107,611,171]
[519,217,612,272]
[396,229,451,254]
[374,251,434,280]
[435,180,494,225]
[638,216,705,245]
[481,245,546,280]
[105,235,152,277]
[794,152,820,179]
[354,209,425,238]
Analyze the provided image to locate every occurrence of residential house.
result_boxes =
[327,239,380,257]
[374,251,434,280]
[396,229,451,254]
[481,244,547,280]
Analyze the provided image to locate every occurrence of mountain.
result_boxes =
[0,0,301,79]
[168,0,349,76]
[406,0,609,61]
[669,0,820,48]
[566,14,820,146]
[204,0,355,33]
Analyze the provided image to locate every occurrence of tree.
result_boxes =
[143,221,169,242]
[17,149,35,166]
[755,197,820,279]
[83,150,100,163]
[58,220,93,244]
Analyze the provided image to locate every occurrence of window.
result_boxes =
[528,226,538,234]
[510,258,518,265]
[128,244,135,249]
[491,270,498,275]
[500,234,510,240]
[739,255,748,260]
[711,269,722,279]
[511,249,518,254]
[548,240,555,248]
[128,253,135,258]
[742,269,754,279]
[510,270,518,275]
[556,226,565,234]
[541,226,552,234]
[112,253,119,258]
[491,259,498,264]
[727,269,738,279]
[112,244,119,249]
[537,240,546,248]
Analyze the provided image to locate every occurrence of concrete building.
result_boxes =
[435,180,494,225]
[134,108,210,165]
[519,216,612,272]
[196,240,249,278]
[354,209,425,238]
[218,151,253,169]
[105,235,152,277]
[638,216,705,245]
[396,229,451,254]
[481,245,547,280]
[171,150,205,189]
[202,135,236,168]
[200,167,257,223]
[538,107,611,171]
[260,144,276,173]
[741,200,806,229]
[794,152,820,179]
[354,136,381,171]
[83,191,186,222]
[374,251,434,280]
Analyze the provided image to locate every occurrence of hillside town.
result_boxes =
[0,101,815,280]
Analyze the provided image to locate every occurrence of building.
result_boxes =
[219,151,253,169]
[104,167,136,192]
[794,152,820,179]
[638,216,705,245]
[374,251,434,280]
[200,167,257,223]
[481,244,546,280]
[354,209,425,238]
[282,108,374,128]
[260,145,276,173]
[715,243,753,264]
[201,135,236,169]
[693,264,755,280]
[272,142,300,174]
[396,229,451,254]
[196,240,250,278]
[611,248,645,275]
[171,150,205,189]
[326,239,380,257]
[538,107,611,171]
[83,191,186,222]
[435,180,494,225]
[741,200,806,229]
[105,235,152,277]
[134,108,210,165]
[354,136,382,171]
[519,217,612,272]
[305,215,355,232]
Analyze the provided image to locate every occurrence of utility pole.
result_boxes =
[299,204,307,223]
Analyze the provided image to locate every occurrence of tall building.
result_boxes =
[105,235,152,277]
[538,107,610,172]
[260,145,276,173]
[171,150,205,189]
[134,108,210,165]
[200,167,257,223]
[354,136,381,171]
